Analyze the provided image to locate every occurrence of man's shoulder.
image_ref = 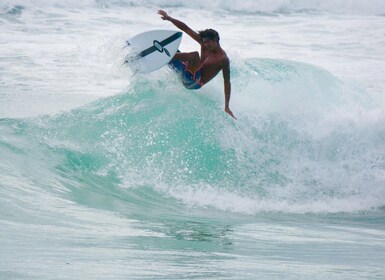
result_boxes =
[221,53,230,66]
[219,48,229,60]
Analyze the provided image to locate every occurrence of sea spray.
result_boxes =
[2,58,381,215]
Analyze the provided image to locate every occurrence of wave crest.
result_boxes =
[2,58,384,214]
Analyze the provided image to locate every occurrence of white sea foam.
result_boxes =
[3,0,385,15]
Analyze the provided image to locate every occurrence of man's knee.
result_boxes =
[191,51,199,60]
[188,51,200,64]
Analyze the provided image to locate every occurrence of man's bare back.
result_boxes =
[158,10,236,119]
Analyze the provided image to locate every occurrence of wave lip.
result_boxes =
[1,58,384,215]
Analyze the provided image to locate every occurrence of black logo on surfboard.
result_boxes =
[137,32,182,58]
[153,40,171,57]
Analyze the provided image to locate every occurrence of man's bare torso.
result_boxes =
[199,47,228,84]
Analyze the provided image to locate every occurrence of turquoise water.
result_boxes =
[1,1,385,279]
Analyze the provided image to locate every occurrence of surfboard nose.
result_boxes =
[124,30,183,73]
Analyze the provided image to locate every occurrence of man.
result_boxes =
[158,10,236,119]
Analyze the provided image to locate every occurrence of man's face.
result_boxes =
[202,37,217,51]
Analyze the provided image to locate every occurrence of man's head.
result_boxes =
[198,29,220,42]
[199,29,220,51]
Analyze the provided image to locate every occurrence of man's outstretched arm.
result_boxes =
[158,10,201,43]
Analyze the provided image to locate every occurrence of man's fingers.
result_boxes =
[225,109,237,120]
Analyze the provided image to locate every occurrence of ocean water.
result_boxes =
[1,0,385,279]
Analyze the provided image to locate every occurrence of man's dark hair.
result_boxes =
[198,29,220,42]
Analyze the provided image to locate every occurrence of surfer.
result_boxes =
[158,10,236,119]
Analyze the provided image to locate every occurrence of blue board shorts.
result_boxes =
[168,60,204,90]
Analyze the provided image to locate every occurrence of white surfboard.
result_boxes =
[124,30,182,73]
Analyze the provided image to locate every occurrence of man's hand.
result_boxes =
[225,107,237,119]
[158,10,170,21]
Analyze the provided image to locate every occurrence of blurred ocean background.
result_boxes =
[1,0,385,279]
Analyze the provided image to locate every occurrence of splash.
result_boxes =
[1,58,385,214]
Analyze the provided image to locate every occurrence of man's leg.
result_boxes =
[173,51,201,72]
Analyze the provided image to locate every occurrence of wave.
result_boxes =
[1,58,384,216]
[2,0,385,16]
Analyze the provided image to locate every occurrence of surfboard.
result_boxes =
[124,30,183,73]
